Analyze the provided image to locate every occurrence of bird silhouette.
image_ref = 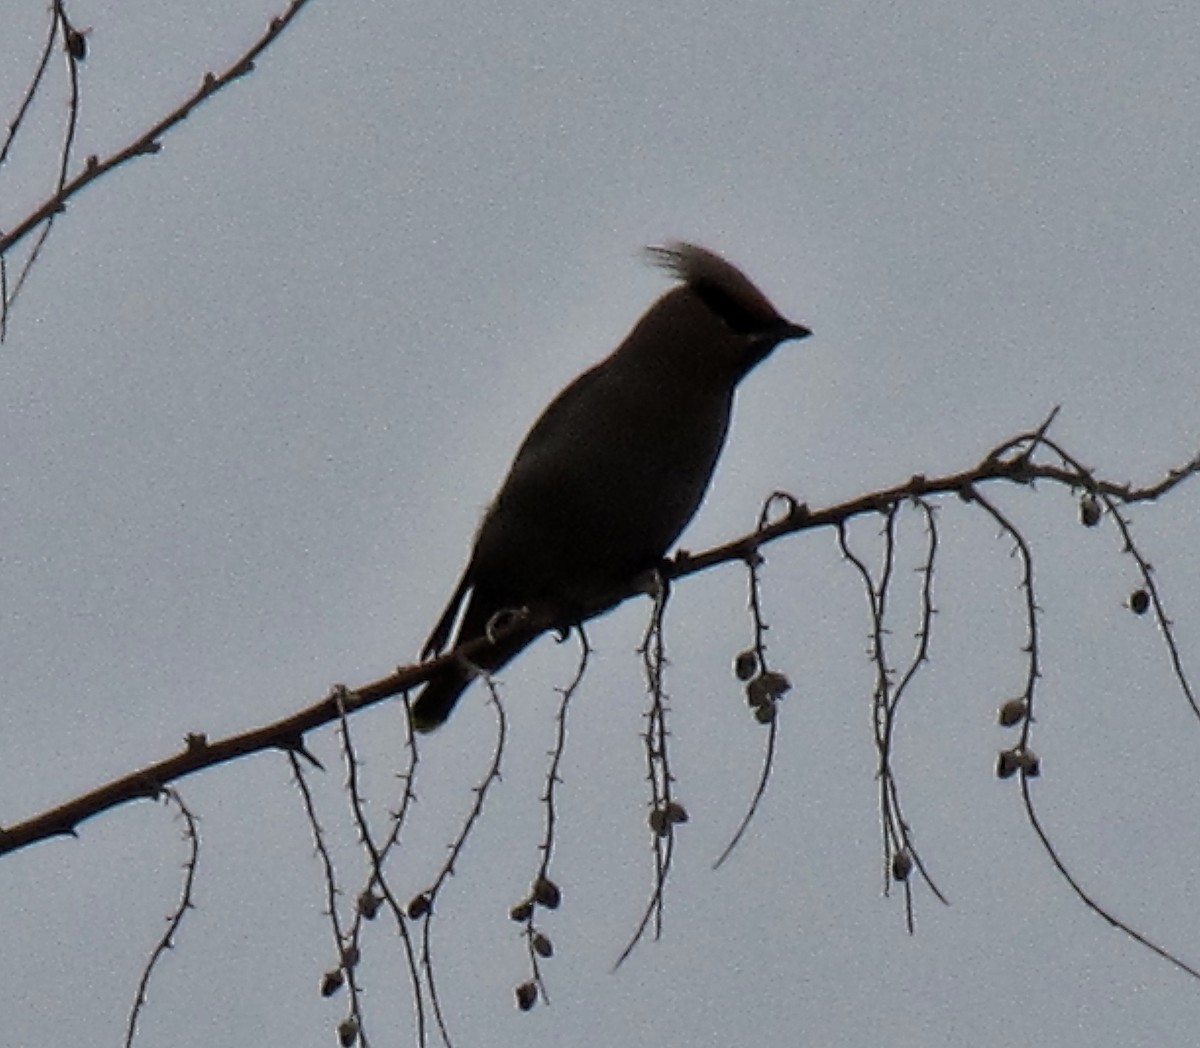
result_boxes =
[410,242,810,731]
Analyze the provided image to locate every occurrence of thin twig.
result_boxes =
[124,789,200,1048]
[417,680,507,1046]
[615,578,676,969]
[1,0,317,260]
[332,688,425,1045]
[289,750,370,1047]
[712,492,792,869]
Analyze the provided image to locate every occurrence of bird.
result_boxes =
[409,242,811,732]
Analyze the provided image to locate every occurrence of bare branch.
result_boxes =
[124,789,200,1048]
[2,428,1195,859]
[712,492,795,869]
[0,0,316,263]
[510,629,591,1009]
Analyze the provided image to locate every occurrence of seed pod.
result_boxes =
[515,981,538,1011]
[1130,589,1150,615]
[754,701,777,724]
[734,650,759,681]
[891,850,913,882]
[997,697,1029,727]
[533,876,561,910]
[406,893,431,919]
[1080,494,1101,527]
[338,1017,360,1046]
[320,969,344,998]
[996,748,1022,779]
[648,808,669,836]
[532,932,554,958]
[1018,750,1041,778]
[357,891,381,920]
[510,899,534,923]
[665,801,689,825]
[747,670,791,707]
[65,27,87,61]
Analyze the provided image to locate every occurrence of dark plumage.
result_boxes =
[410,243,810,731]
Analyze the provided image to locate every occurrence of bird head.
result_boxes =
[643,242,811,378]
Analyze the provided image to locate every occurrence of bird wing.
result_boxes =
[421,565,472,660]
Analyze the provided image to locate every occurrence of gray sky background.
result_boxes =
[3,1,1200,1045]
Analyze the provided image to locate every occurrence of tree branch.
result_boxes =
[1,418,1196,858]
[0,0,316,261]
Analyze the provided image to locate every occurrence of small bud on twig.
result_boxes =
[510,899,534,922]
[533,876,561,910]
[997,747,1041,779]
[997,697,1029,727]
[746,670,791,707]
[337,1017,359,1046]
[64,26,88,61]
[515,981,538,1011]
[734,650,759,681]
[996,748,1022,779]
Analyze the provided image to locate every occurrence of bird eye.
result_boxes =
[694,282,769,336]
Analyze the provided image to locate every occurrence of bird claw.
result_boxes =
[484,605,530,643]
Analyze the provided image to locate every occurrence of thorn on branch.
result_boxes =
[670,548,694,568]
[279,733,324,771]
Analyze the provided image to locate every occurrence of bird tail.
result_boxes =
[409,589,539,733]
[408,660,478,733]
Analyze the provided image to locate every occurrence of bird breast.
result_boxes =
[468,362,734,611]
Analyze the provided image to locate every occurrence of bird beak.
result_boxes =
[781,320,812,342]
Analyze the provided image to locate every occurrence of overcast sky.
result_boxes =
[3,1,1200,1045]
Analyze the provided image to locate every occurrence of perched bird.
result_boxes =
[410,242,811,732]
